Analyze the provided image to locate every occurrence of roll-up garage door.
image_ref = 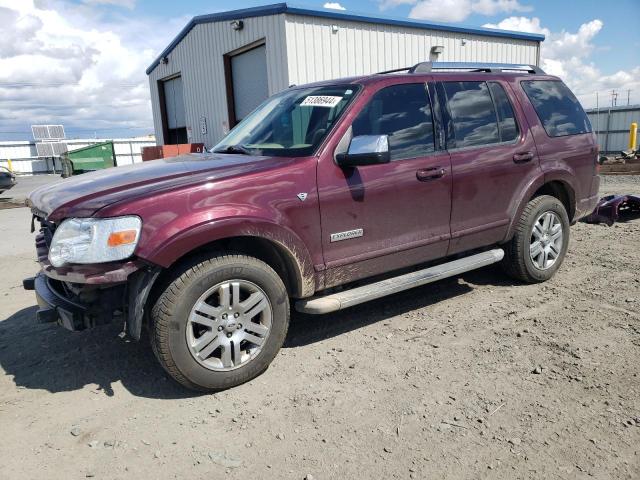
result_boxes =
[230,45,269,123]
[162,75,187,144]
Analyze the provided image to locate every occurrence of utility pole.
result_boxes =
[627,89,631,106]
[610,90,618,107]
[596,91,600,136]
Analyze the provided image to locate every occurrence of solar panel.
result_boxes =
[35,142,54,157]
[35,142,67,157]
[48,125,65,140]
[32,125,50,140]
[51,142,68,155]
[31,125,66,140]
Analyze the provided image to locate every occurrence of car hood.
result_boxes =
[28,152,281,220]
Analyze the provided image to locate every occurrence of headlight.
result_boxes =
[48,216,142,267]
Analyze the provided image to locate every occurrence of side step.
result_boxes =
[296,249,504,314]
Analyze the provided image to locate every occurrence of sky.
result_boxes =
[0,0,638,141]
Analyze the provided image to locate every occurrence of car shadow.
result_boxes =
[0,306,196,399]
[0,266,515,397]
[285,264,516,348]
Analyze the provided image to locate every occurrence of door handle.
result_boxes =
[513,151,534,163]
[416,167,446,182]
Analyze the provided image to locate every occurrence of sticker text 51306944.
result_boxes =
[300,96,343,108]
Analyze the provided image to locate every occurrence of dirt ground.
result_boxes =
[1,176,639,480]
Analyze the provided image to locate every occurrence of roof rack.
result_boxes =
[378,62,545,75]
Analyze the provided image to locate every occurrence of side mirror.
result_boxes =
[335,135,390,167]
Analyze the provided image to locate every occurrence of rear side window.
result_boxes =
[352,83,435,161]
[521,80,592,137]
[443,81,500,148]
[488,82,519,142]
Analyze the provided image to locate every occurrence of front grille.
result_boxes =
[30,206,48,220]
[34,216,56,263]
[35,232,49,263]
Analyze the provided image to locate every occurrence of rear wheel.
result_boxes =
[501,195,570,283]
[150,253,289,391]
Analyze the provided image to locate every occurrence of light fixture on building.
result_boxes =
[461,38,467,46]
[161,56,169,65]
[430,45,444,61]
[331,24,339,33]
[230,20,244,31]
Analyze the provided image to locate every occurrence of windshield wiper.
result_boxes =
[213,144,252,155]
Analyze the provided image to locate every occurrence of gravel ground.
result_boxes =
[1,176,639,479]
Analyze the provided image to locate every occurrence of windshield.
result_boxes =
[213,85,359,157]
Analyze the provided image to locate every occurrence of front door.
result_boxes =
[317,81,452,288]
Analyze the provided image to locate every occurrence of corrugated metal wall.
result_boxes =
[284,14,539,85]
[148,14,289,149]
[147,12,540,147]
[587,106,640,153]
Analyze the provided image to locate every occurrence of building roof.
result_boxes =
[146,2,545,75]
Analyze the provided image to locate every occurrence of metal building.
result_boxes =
[146,2,544,148]
[586,105,640,154]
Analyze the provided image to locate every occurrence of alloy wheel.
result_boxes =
[529,211,563,270]
[185,280,272,371]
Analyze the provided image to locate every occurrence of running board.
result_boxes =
[296,249,504,314]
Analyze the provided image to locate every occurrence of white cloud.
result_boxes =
[323,2,346,10]
[408,0,472,23]
[379,0,416,10]
[472,0,531,16]
[484,17,640,107]
[82,0,136,9]
[0,0,187,139]
[380,0,531,23]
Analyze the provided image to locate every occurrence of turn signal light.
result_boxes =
[107,230,137,247]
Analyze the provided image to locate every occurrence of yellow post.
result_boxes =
[7,159,12,172]
[630,122,638,151]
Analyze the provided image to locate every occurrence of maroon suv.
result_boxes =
[24,62,600,391]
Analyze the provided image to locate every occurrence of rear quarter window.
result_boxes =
[521,80,592,137]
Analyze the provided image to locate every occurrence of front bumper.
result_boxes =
[24,267,161,338]
[24,273,125,331]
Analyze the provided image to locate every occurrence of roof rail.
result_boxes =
[378,62,545,75]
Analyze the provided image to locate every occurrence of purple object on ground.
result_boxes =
[584,195,640,226]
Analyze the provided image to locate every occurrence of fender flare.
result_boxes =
[503,171,578,242]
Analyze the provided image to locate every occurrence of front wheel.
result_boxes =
[150,254,290,391]
[501,195,570,283]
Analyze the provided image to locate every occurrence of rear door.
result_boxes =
[440,79,542,254]
[317,81,452,288]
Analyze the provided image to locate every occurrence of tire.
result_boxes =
[150,253,290,392]
[501,195,570,283]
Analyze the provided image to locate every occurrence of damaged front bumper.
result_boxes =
[24,267,160,339]
[25,274,85,330]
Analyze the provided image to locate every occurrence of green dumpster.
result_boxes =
[61,141,116,177]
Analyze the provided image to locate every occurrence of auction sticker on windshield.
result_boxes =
[301,96,343,108]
